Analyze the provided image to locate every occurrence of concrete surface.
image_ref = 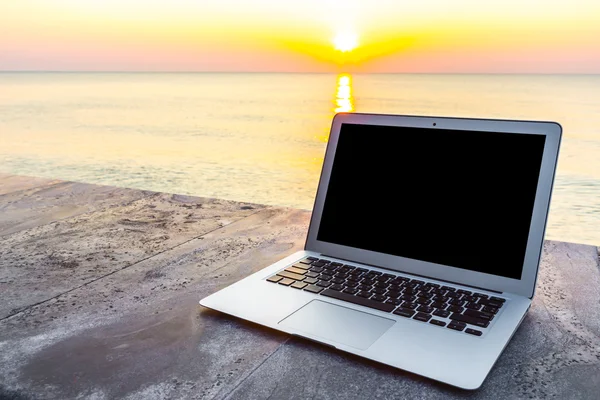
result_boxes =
[0,174,599,400]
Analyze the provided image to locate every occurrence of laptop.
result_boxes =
[200,113,562,390]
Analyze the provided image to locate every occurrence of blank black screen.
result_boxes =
[317,123,546,280]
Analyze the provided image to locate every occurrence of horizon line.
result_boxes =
[1,70,598,75]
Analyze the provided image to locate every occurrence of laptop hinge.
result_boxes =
[319,253,503,294]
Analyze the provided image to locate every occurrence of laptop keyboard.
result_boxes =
[266,257,507,337]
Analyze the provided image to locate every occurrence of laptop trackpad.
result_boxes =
[279,300,395,350]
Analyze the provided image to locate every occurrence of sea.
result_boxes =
[0,72,599,245]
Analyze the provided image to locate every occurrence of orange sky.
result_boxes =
[1,0,599,73]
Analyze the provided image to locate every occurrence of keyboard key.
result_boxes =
[386,290,401,299]
[372,288,386,295]
[357,291,372,298]
[329,284,344,291]
[479,299,504,308]
[417,305,434,314]
[402,302,418,310]
[306,257,319,261]
[457,289,472,295]
[490,296,506,303]
[449,313,490,328]
[310,266,324,273]
[441,286,455,291]
[267,275,282,283]
[413,312,431,322]
[358,285,372,291]
[465,302,481,310]
[429,319,446,327]
[291,281,308,289]
[316,280,332,288]
[305,271,320,278]
[400,295,417,302]
[343,288,358,295]
[286,266,307,275]
[330,262,343,267]
[361,279,376,286]
[474,293,489,299]
[277,271,305,281]
[393,308,416,318]
[319,274,333,281]
[303,277,318,285]
[416,298,431,305]
[304,284,323,294]
[278,278,295,286]
[371,294,387,302]
[483,306,499,314]
[370,271,383,276]
[355,267,368,273]
[312,261,326,267]
[321,289,396,312]
[465,328,483,336]
[343,264,356,270]
[331,278,346,284]
[447,321,466,331]
[448,299,465,306]
[425,283,440,289]
[385,299,402,306]
[345,281,359,288]
[292,263,311,270]
[448,306,464,313]
[334,272,349,279]
[412,280,425,285]
[431,302,447,310]
[374,281,390,288]
[464,309,494,321]
[433,309,450,318]
[462,296,478,303]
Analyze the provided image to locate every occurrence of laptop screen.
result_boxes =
[316,123,547,280]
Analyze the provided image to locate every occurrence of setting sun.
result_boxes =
[333,31,358,52]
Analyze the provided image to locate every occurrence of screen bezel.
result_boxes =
[305,113,562,298]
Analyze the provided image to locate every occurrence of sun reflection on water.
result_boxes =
[334,73,354,113]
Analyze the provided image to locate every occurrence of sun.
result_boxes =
[333,31,358,52]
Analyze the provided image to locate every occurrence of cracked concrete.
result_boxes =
[0,174,599,399]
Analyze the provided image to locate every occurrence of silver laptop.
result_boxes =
[200,113,562,390]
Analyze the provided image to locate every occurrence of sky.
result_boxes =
[1,0,599,73]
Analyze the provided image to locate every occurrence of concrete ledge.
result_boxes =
[0,174,599,399]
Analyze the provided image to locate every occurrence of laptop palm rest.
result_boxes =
[279,300,395,350]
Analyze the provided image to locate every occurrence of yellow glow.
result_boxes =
[1,1,600,72]
[334,73,354,113]
[333,32,359,52]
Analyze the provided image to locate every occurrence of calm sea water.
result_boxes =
[0,72,599,245]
